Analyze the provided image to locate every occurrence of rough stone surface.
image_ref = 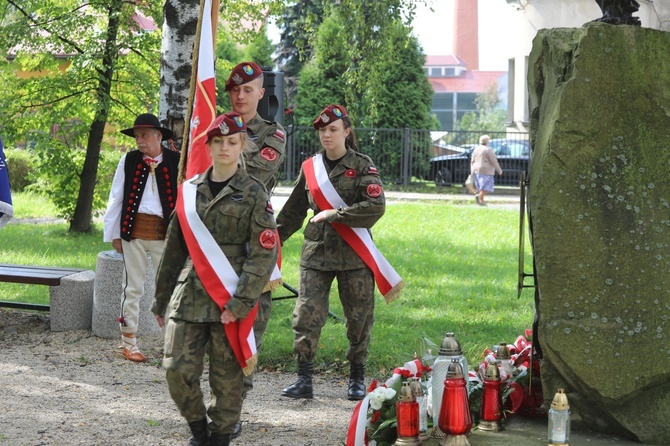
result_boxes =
[92,250,161,339]
[49,270,95,332]
[528,23,670,444]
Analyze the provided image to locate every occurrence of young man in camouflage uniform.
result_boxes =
[224,61,286,438]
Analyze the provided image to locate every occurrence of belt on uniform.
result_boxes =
[220,244,248,257]
[131,213,167,241]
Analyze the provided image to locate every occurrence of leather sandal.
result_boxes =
[121,345,146,362]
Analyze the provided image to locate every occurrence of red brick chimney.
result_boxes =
[453,0,479,70]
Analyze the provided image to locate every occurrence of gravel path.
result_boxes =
[0,309,354,446]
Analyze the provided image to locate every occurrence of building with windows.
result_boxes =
[502,0,670,133]
[424,0,506,131]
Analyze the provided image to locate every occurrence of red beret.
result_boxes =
[313,105,348,129]
[206,112,247,143]
[224,62,264,91]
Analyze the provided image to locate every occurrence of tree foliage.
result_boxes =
[0,0,162,231]
[458,84,507,132]
[360,20,435,130]
[274,0,325,107]
[292,9,348,126]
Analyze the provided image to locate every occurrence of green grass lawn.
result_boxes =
[1,192,534,378]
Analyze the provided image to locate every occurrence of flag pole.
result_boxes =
[178,0,217,185]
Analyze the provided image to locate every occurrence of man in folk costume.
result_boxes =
[151,112,278,446]
[225,61,286,438]
[103,113,179,362]
[276,105,403,401]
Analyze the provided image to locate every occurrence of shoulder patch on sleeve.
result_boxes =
[367,166,378,175]
[366,183,383,198]
[260,147,278,162]
[259,229,277,249]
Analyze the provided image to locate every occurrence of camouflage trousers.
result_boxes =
[293,267,375,364]
[242,289,272,398]
[163,319,243,434]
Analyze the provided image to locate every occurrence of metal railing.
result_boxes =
[280,126,530,185]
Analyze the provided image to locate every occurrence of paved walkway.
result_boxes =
[272,185,522,209]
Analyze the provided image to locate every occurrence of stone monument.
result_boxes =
[528,23,670,444]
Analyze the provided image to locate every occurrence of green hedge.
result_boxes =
[4,147,37,192]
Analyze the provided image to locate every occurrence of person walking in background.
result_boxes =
[276,105,402,402]
[103,113,179,362]
[470,134,502,206]
[151,112,278,446]
[224,61,286,439]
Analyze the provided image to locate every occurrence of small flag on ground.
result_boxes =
[0,138,13,229]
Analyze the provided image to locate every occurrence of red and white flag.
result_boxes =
[185,0,217,178]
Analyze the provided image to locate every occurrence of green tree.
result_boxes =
[458,84,507,132]
[293,10,348,126]
[244,24,274,68]
[333,0,423,123]
[0,0,162,232]
[275,0,325,107]
[361,21,435,130]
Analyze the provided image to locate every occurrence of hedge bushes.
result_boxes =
[4,147,37,192]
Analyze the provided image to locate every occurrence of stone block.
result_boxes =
[528,24,670,444]
[92,250,161,339]
[50,270,95,332]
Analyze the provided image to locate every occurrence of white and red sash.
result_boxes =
[176,177,258,375]
[302,154,403,303]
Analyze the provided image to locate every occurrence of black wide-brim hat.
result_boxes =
[120,113,174,141]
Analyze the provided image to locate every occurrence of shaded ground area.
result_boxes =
[0,302,645,445]
[0,309,353,446]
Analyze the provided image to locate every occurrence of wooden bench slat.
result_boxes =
[0,264,87,286]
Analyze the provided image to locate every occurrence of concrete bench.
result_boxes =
[0,264,95,331]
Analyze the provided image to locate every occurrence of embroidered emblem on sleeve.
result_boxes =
[266,200,274,214]
[367,166,378,175]
[345,169,356,178]
[366,183,382,198]
[259,229,277,249]
[260,147,277,161]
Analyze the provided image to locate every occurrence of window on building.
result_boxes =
[430,67,442,77]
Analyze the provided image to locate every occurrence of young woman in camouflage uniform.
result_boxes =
[151,112,278,446]
[277,105,386,401]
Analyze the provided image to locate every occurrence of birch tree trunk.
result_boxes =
[159,0,200,148]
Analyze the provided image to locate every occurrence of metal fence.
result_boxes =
[279,126,530,185]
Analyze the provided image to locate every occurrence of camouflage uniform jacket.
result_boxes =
[276,149,385,271]
[245,113,286,192]
[151,167,278,322]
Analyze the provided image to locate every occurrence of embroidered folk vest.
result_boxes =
[120,149,180,241]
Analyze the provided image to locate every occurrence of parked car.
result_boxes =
[428,138,530,187]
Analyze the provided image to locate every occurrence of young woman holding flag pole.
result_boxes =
[151,112,278,446]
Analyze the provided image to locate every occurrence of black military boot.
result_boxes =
[187,419,210,446]
[281,360,314,399]
[209,432,231,446]
[230,420,242,439]
[348,362,366,401]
